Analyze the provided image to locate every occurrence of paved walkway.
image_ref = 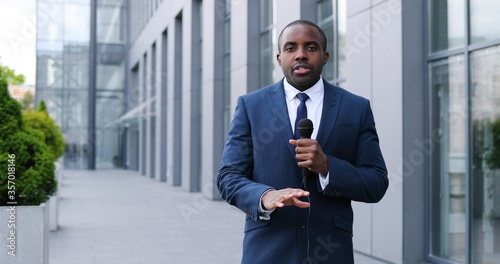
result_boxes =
[50,169,387,264]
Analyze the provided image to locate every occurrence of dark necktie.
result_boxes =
[294,93,309,139]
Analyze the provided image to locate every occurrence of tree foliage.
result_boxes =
[0,65,25,85]
[0,68,57,205]
[23,102,65,160]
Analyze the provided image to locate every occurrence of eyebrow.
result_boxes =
[282,41,321,47]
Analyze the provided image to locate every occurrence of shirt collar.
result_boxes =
[283,77,324,102]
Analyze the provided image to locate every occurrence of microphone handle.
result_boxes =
[300,136,314,190]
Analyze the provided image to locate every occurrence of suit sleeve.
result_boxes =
[322,100,389,203]
[217,96,273,221]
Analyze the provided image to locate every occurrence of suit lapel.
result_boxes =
[267,81,297,159]
[316,80,342,149]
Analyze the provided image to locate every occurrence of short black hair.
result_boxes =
[277,20,328,53]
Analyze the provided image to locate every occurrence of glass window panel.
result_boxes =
[62,90,88,128]
[63,44,90,89]
[63,128,89,169]
[96,64,124,89]
[318,0,334,82]
[260,31,272,86]
[37,2,64,42]
[337,0,347,81]
[428,0,465,53]
[36,52,64,88]
[38,41,64,52]
[224,19,231,52]
[470,45,500,263]
[97,5,124,43]
[129,65,140,108]
[143,54,148,102]
[64,3,90,43]
[67,0,90,4]
[95,128,122,169]
[150,44,157,97]
[470,0,500,44]
[225,0,231,15]
[96,91,124,128]
[260,0,272,31]
[223,15,231,138]
[429,55,467,262]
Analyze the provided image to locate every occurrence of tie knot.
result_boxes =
[296,93,309,102]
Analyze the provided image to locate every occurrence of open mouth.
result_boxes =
[293,65,311,75]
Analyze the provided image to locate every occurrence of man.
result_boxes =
[217,20,388,264]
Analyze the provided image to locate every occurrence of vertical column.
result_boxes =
[201,0,222,199]
[150,43,156,179]
[159,30,168,182]
[188,0,203,192]
[172,12,183,186]
[88,0,97,170]
[181,5,191,191]
[141,53,149,176]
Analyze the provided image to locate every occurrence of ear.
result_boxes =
[277,52,282,66]
[323,51,330,65]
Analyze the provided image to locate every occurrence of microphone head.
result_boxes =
[298,118,314,139]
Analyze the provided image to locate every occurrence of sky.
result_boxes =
[0,0,37,85]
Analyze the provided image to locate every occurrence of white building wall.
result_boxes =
[346,0,403,263]
[274,0,301,82]
[201,0,217,198]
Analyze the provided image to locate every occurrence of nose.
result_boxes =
[294,47,308,61]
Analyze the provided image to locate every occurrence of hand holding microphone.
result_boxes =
[289,119,329,190]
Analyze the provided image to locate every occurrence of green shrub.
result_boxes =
[0,77,23,139]
[37,100,47,113]
[0,69,57,205]
[23,104,65,160]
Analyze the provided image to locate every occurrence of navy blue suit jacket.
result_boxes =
[218,79,388,264]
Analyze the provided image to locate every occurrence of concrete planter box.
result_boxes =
[49,194,58,231]
[0,203,49,264]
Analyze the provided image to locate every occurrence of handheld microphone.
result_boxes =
[297,119,314,190]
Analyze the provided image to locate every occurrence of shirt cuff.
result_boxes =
[319,172,329,190]
[258,189,275,220]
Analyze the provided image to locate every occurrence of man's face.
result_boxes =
[277,24,329,91]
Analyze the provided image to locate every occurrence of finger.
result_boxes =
[275,201,285,208]
[289,139,298,146]
[291,198,310,208]
[289,190,310,198]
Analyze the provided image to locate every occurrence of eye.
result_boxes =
[307,46,317,51]
[285,47,295,52]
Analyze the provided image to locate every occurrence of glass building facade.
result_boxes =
[428,0,500,262]
[36,0,126,169]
